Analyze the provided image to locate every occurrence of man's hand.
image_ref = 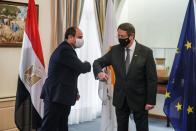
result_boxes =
[145,104,154,110]
[97,72,109,81]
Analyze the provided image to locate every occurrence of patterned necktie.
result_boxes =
[125,48,130,74]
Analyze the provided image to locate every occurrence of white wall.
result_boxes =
[0,0,52,98]
[117,0,188,48]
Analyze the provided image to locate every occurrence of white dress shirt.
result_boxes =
[125,40,136,64]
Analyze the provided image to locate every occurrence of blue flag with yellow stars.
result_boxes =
[163,0,196,131]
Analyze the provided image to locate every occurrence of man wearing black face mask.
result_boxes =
[93,23,157,131]
[40,26,91,131]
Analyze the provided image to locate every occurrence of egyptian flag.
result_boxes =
[15,0,46,130]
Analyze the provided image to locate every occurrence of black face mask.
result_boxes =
[119,38,130,47]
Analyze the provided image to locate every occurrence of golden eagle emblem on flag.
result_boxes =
[24,65,41,87]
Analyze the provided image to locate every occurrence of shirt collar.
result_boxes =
[126,40,136,51]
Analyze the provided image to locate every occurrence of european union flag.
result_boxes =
[163,0,196,131]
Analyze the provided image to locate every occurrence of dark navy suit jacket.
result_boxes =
[41,41,91,105]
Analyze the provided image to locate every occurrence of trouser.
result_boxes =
[115,99,149,131]
[40,100,71,131]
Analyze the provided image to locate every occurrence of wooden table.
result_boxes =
[157,69,169,84]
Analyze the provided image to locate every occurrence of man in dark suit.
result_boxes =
[40,27,91,131]
[93,23,157,131]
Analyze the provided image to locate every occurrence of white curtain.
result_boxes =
[68,0,102,124]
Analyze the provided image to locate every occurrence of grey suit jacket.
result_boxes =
[93,42,157,111]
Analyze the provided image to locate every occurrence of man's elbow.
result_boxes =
[81,62,91,73]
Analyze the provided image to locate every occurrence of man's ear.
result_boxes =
[129,33,135,40]
[132,33,135,39]
[67,35,72,40]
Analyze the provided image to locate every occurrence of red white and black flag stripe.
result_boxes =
[15,0,46,130]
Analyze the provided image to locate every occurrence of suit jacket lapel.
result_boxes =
[118,46,126,78]
[127,43,141,76]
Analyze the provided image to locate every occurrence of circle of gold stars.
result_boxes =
[165,92,194,115]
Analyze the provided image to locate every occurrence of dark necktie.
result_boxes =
[125,48,130,74]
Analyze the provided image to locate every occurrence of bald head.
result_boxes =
[76,28,83,39]
[65,27,84,48]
